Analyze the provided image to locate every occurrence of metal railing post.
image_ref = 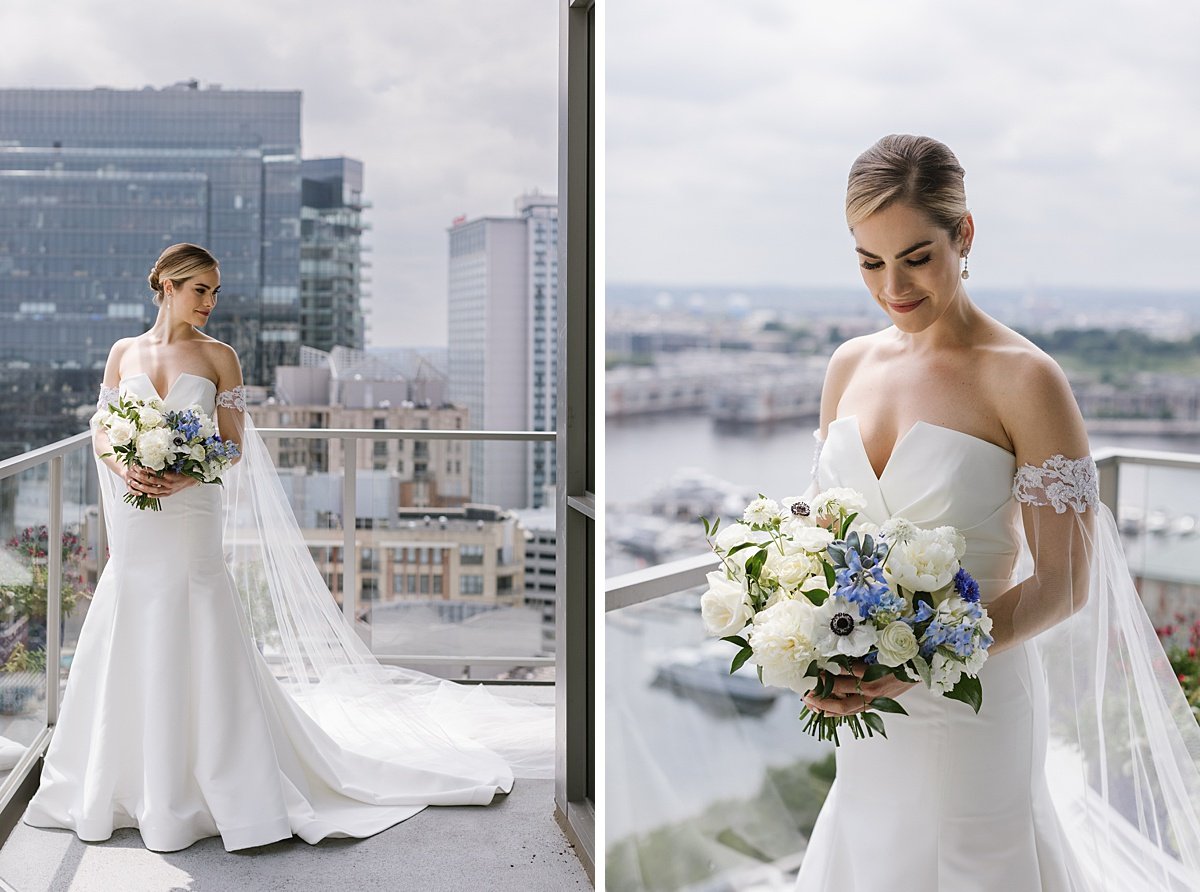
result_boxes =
[341,437,360,638]
[46,456,63,724]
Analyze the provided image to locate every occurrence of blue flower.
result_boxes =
[835,546,890,616]
[954,568,980,603]
[913,600,935,624]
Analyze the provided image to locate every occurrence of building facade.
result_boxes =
[300,157,368,353]
[0,82,304,385]
[446,192,558,510]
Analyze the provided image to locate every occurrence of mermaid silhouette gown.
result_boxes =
[794,415,1091,891]
[23,373,514,852]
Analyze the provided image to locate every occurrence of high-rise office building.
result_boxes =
[447,192,558,509]
[0,81,305,455]
[300,158,368,353]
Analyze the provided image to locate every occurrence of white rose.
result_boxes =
[699,570,753,637]
[137,406,165,430]
[812,595,879,659]
[888,527,963,594]
[135,427,174,471]
[106,417,137,447]
[743,497,782,526]
[765,550,817,591]
[189,444,207,461]
[748,599,820,694]
[783,524,835,554]
[876,620,919,667]
[714,522,755,552]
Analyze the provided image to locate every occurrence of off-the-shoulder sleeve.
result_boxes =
[97,383,120,411]
[215,385,247,412]
[1012,454,1099,514]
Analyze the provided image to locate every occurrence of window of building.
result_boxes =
[461,544,484,565]
[460,574,484,595]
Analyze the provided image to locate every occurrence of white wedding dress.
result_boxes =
[795,415,1200,892]
[22,373,539,852]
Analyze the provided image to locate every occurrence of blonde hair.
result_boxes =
[148,243,219,306]
[845,135,969,244]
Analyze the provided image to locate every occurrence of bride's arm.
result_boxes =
[93,339,133,482]
[212,342,245,465]
[977,352,1094,658]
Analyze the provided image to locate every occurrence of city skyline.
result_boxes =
[0,1,557,349]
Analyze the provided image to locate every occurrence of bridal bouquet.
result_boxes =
[699,488,993,744]
[94,392,240,511]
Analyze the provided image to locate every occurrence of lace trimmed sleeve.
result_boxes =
[97,383,120,411]
[1012,454,1100,514]
[215,385,247,412]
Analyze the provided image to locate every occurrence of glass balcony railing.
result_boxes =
[604,447,1200,892]
[0,424,559,820]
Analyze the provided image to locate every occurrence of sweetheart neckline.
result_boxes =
[832,415,1016,482]
[120,371,218,403]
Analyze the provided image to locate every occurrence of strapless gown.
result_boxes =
[794,415,1089,891]
[23,373,513,852]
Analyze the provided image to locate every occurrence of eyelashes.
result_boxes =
[860,255,933,271]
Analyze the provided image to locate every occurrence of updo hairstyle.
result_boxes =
[845,135,969,246]
[148,243,219,306]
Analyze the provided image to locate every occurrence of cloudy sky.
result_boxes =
[608,0,1200,295]
[0,0,558,347]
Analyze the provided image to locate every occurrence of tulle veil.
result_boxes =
[92,391,554,782]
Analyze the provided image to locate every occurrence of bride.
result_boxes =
[22,243,552,853]
[795,135,1200,890]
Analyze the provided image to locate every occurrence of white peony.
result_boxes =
[812,595,879,659]
[137,405,165,430]
[135,427,175,471]
[743,497,782,526]
[887,526,966,594]
[876,620,920,667]
[198,415,217,438]
[106,417,137,447]
[700,570,753,637]
[747,599,821,694]
[811,487,867,518]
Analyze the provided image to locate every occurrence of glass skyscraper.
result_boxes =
[300,157,368,353]
[0,81,303,391]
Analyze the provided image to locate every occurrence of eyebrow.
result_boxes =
[855,240,934,260]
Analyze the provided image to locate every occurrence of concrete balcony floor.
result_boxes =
[0,776,585,892]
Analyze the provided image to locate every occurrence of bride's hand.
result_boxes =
[803,661,918,717]
[125,465,196,498]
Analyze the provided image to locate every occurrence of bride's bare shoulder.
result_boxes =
[982,325,1086,459]
[195,336,243,387]
[819,333,885,434]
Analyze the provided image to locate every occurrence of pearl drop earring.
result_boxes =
[960,252,970,281]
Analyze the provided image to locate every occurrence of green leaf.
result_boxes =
[720,634,750,650]
[701,515,711,536]
[861,663,892,683]
[803,588,829,606]
[804,663,822,677]
[744,548,768,580]
[911,654,932,687]
[839,512,859,539]
[862,711,888,738]
[823,562,836,589]
[724,541,759,556]
[826,544,846,565]
[730,646,753,674]
[868,696,909,715]
[711,516,721,535]
[945,674,983,713]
